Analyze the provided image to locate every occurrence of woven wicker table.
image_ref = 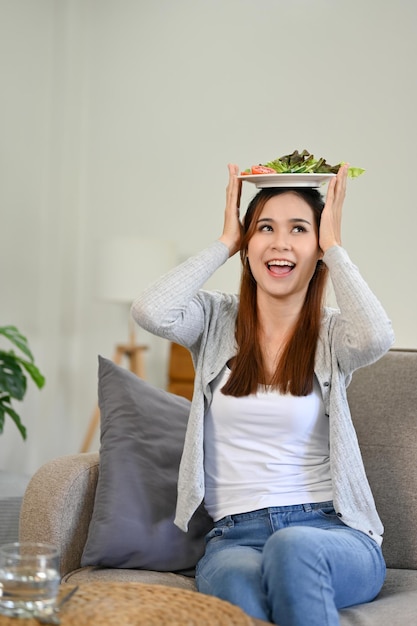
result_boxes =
[0,582,271,625]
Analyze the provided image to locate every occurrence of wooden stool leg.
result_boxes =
[130,346,146,378]
[79,344,148,453]
[80,404,101,453]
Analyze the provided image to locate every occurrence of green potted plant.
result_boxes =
[0,326,45,440]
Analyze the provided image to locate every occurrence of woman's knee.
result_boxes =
[262,526,333,591]
[264,526,319,565]
[197,546,263,593]
[197,546,269,620]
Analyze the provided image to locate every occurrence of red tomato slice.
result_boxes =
[250,165,276,174]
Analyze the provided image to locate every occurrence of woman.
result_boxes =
[132,163,394,626]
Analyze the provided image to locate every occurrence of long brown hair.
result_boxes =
[222,187,329,397]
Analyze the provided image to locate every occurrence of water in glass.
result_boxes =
[0,542,60,618]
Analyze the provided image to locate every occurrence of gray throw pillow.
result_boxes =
[81,355,212,571]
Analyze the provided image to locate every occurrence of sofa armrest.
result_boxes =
[19,452,99,578]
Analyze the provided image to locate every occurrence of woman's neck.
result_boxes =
[256,293,305,383]
[256,290,305,340]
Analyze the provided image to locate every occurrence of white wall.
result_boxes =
[1,0,416,475]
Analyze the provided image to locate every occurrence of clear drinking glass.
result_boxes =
[0,542,60,618]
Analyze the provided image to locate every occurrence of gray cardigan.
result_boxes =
[131,241,394,544]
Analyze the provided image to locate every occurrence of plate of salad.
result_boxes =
[238,150,365,189]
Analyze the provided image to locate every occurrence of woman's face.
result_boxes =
[246,192,322,304]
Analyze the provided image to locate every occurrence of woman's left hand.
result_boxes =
[319,163,349,254]
[219,164,243,257]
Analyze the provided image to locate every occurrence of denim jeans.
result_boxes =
[196,502,386,626]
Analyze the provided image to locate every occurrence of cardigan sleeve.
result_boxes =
[131,240,230,347]
[323,245,394,374]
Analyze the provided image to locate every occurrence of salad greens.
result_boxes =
[244,150,365,178]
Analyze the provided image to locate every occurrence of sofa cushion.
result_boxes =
[339,568,417,625]
[81,356,212,571]
[63,565,197,590]
[348,350,417,570]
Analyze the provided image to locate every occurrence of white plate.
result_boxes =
[237,173,336,188]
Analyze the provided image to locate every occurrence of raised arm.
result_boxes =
[131,165,242,348]
[131,241,230,347]
[320,166,394,371]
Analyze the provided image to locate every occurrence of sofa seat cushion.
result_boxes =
[339,568,417,625]
[63,567,417,624]
[62,565,197,590]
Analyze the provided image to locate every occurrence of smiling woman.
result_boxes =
[228,187,327,397]
[131,163,394,626]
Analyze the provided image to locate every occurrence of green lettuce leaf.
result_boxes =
[255,150,365,178]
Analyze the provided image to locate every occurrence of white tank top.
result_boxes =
[204,366,333,521]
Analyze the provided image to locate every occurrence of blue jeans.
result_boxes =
[196,502,385,626]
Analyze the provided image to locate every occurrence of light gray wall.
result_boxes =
[1,0,416,474]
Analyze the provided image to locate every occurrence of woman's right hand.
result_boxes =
[219,164,243,257]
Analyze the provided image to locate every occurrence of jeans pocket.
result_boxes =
[205,520,233,544]
[315,506,339,519]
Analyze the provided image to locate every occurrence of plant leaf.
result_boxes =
[19,359,45,389]
[0,352,27,400]
[0,326,34,361]
[0,326,45,440]
[0,400,27,440]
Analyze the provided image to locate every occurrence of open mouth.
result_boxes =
[266,260,295,276]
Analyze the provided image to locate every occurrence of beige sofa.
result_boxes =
[20,349,417,624]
